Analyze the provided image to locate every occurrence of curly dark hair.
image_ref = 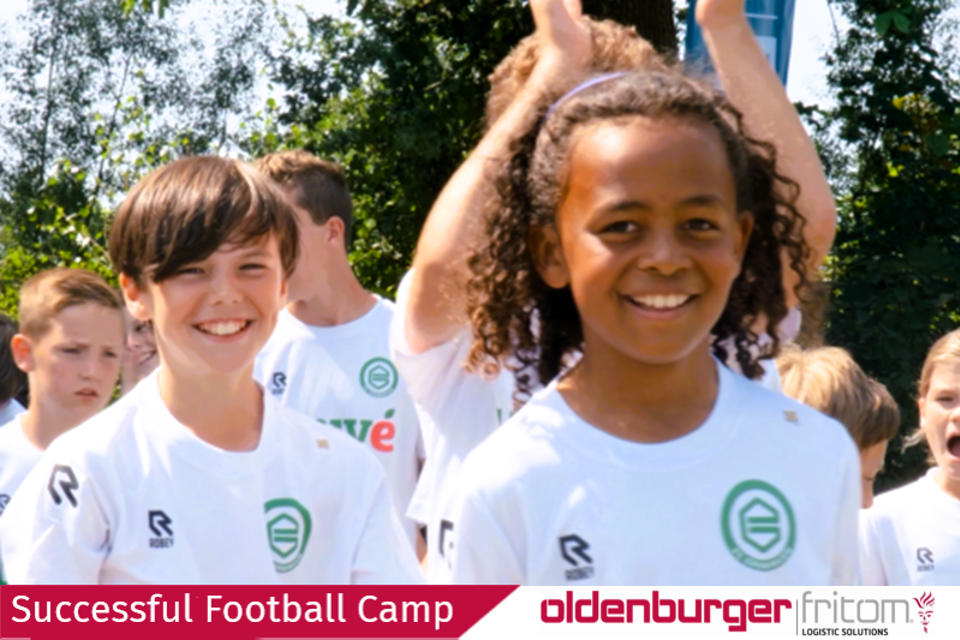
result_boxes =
[465,70,810,399]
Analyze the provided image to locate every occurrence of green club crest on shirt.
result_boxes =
[265,498,312,573]
[721,480,796,571]
[359,357,398,398]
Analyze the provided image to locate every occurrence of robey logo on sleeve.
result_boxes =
[47,464,79,507]
[559,534,594,581]
[721,480,796,572]
[148,510,174,549]
[264,498,312,573]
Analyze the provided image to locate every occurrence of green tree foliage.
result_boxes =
[264,0,678,295]
[0,0,269,315]
[263,0,534,294]
[818,0,960,490]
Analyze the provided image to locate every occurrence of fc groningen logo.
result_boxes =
[359,357,398,398]
[265,498,312,573]
[721,480,795,572]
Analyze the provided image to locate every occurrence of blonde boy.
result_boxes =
[0,157,420,584]
[778,346,901,508]
[0,269,123,515]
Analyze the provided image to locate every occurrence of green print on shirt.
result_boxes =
[318,409,396,452]
[265,498,312,573]
[721,480,796,572]
[359,357,399,398]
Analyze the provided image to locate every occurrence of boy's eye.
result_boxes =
[240,262,267,271]
[175,266,203,276]
[601,221,639,234]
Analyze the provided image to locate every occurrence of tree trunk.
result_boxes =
[581,0,679,58]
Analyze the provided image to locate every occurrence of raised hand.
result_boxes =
[528,0,591,90]
[695,0,748,29]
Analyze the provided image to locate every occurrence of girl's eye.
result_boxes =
[601,221,639,234]
[176,266,203,276]
[240,263,266,271]
[685,219,719,232]
[936,394,956,403]
[104,350,118,359]
[62,347,81,355]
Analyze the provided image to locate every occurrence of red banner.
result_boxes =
[0,585,518,640]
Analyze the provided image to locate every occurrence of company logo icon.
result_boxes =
[917,547,935,572]
[265,498,312,573]
[0,493,9,516]
[47,464,79,507]
[914,592,934,634]
[270,372,287,396]
[721,480,796,571]
[359,357,398,398]
[148,510,174,549]
[559,534,594,581]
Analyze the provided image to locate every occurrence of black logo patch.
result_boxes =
[48,465,79,507]
[149,510,174,548]
[560,534,594,581]
[917,547,935,572]
[439,519,455,558]
[0,493,9,516]
[270,372,287,396]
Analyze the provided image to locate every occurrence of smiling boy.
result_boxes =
[0,157,421,584]
[0,269,123,518]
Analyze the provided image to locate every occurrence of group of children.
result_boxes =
[0,0,955,586]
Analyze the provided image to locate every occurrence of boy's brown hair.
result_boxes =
[777,345,901,450]
[254,150,354,243]
[109,156,299,284]
[17,268,123,341]
[0,314,27,404]
[485,16,669,128]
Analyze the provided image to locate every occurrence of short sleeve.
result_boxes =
[829,442,863,585]
[0,449,111,584]
[350,457,424,585]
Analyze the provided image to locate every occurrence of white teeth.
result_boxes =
[198,320,247,336]
[631,294,691,310]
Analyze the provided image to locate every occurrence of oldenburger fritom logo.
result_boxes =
[265,498,312,573]
[360,357,398,398]
[721,480,796,571]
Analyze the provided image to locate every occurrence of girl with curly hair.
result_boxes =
[437,68,860,586]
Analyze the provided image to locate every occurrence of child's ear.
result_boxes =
[10,334,35,373]
[119,274,152,322]
[528,223,570,289]
[325,217,345,246]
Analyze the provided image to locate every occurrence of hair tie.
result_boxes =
[544,72,628,120]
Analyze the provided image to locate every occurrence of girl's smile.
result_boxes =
[540,115,752,366]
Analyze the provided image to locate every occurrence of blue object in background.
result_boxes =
[685,0,797,85]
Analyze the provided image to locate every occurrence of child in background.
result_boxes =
[860,328,960,585]
[436,57,859,587]
[777,345,901,508]
[0,156,421,584]
[254,150,425,556]
[0,315,27,427]
[0,269,123,515]
[396,0,838,572]
[120,311,159,395]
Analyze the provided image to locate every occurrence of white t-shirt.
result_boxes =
[0,400,26,430]
[0,416,43,517]
[255,301,423,548]
[0,373,422,585]
[389,271,514,563]
[859,468,960,586]
[436,360,861,585]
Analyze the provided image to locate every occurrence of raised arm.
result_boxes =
[405,0,590,354]
[696,0,837,309]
